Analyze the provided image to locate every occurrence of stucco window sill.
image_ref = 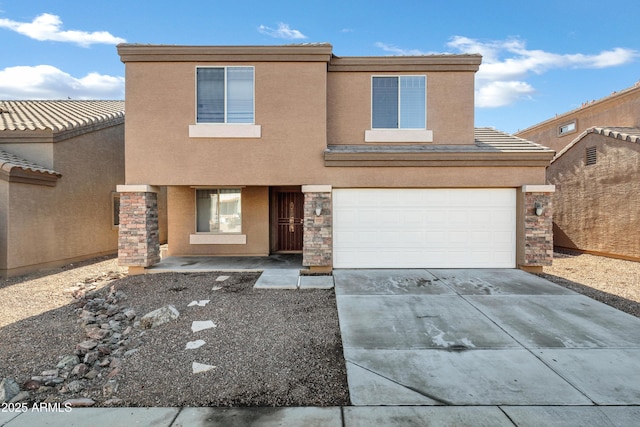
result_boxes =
[190,234,247,245]
[189,124,261,138]
[365,129,433,143]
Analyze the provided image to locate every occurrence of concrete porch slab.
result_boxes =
[253,269,300,289]
[467,294,640,348]
[344,348,592,406]
[337,294,520,350]
[298,275,334,289]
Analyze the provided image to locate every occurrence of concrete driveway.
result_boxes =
[334,268,640,425]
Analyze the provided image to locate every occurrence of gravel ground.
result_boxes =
[1,251,639,408]
[538,250,640,318]
[0,257,349,407]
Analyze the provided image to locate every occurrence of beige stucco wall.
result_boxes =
[166,186,269,256]
[327,71,475,145]
[516,85,640,153]
[547,133,640,260]
[1,124,125,276]
[124,59,543,188]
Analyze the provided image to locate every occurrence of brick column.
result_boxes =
[302,185,332,273]
[519,185,555,271]
[117,185,161,273]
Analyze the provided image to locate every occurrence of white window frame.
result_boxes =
[190,66,261,138]
[365,75,432,143]
[190,188,246,245]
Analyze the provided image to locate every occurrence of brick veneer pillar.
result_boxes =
[117,185,161,272]
[520,185,556,271]
[302,185,332,273]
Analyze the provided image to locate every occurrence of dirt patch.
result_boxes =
[0,261,349,407]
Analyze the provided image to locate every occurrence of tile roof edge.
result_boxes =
[551,126,640,163]
[0,149,61,177]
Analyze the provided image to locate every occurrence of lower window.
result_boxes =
[196,189,242,233]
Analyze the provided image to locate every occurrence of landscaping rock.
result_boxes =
[0,378,20,403]
[63,397,95,407]
[56,355,80,369]
[140,305,179,329]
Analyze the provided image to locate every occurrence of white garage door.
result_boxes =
[333,188,516,268]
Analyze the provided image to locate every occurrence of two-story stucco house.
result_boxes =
[116,43,555,274]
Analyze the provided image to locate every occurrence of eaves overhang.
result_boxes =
[328,54,482,72]
[324,146,555,167]
[0,150,61,186]
[117,43,334,63]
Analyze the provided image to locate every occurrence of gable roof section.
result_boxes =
[0,100,124,143]
[324,128,555,167]
[0,149,61,186]
[552,126,640,163]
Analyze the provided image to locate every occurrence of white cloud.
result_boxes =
[446,36,639,108]
[258,23,306,40]
[0,13,125,47]
[0,65,124,99]
[374,42,429,56]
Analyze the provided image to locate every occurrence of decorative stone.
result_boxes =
[57,355,80,369]
[191,320,216,332]
[103,398,124,406]
[215,276,230,282]
[192,362,215,374]
[41,369,59,377]
[84,351,100,365]
[8,391,29,403]
[71,363,89,377]
[0,378,20,403]
[185,340,206,350]
[66,380,85,393]
[76,340,98,353]
[123,309,136,320]
[86,328,110,340]
[84,370,99,380]
[187,300,210,307]
[102,380,119,397]
[140,305,179,329]
[63,397,95,407]
[211,286,223,291]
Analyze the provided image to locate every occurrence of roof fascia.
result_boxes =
[328,55,482,72]
[0,166,60,186]
[117,44,334,63]
[324,149,554,167]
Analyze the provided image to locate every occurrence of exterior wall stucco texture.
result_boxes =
[548,134,640,260]
[1,125,124,276]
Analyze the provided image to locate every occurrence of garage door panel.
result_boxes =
[333,189,516,268]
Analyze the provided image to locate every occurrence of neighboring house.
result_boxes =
[516,82,640,261]
[0,100,126,277]
[116,43,555,274]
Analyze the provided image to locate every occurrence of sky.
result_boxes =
[0,0,638,133]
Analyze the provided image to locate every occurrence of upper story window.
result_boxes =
[196,66,254,124]
[372,76,426,129]
[365,75,432,143]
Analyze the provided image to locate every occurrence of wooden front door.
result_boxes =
[275,189,304,252]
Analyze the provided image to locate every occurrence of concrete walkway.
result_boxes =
[3,268,640,426]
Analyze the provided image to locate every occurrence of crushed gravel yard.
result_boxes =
[0,257,349,407]
[1,251,639,408]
